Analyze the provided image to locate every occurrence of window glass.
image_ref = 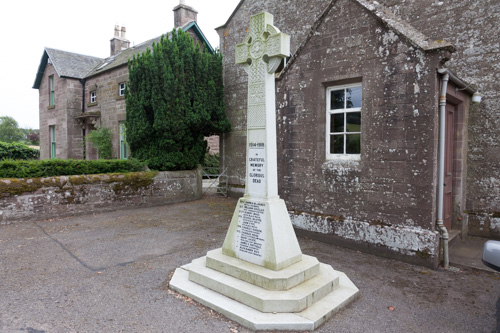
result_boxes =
[326,83,362,160]
[120,122,128,159]
[49,75,55,106]
[331,113,344,133]
[346,134,361,154]
[119,83,126,96]
[49,125,56,159]
[346,112,361,132]
[331,135,344,154]
[330,89,344,110]
[346,86,362,109]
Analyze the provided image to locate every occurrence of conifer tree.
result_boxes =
[126,29,230,170]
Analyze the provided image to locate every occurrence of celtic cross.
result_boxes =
[235,12,290,199]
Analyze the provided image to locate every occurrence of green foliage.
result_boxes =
[202,153,220,176]
[22,129,40,145]
[0,116,24,143]
[0,159,145,179]
[0,142,40,160]
[126,29,231,171]
[87,127,113,159]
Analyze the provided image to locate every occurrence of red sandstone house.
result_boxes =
[217,0,499,267]
[33,2,217,161]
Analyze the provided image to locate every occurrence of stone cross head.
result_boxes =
[235,12,290,78]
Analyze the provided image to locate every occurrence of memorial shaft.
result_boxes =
[235,12,290,199]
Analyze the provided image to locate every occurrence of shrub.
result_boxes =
[87,127,113,159]
[126,29,230,171]
[0,159,146,179]
[0,142,40,160]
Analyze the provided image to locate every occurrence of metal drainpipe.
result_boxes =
[437,70,450,269]
[80,79,86,113]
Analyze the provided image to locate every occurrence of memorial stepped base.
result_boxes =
[170,248,359,331]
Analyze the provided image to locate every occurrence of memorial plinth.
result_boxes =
[169,12,358,331]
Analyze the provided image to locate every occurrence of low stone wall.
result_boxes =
[0,167,202,224]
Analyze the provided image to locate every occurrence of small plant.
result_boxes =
[87,127,113,159]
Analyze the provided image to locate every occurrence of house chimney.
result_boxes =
[110,25,130,56]
[173,0,198,28]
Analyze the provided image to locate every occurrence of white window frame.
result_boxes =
[119,82,126,96]
[90,91,97,104]
[326,83,362,161]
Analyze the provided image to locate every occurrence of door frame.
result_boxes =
[443,81,469,234]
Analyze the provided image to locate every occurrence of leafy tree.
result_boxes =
[87,127,113,159]
[0,116,24,143]
[27,130,40,145]
[126,29,231,171]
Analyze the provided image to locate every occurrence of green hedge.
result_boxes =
[0,159,146,179]
[0,142,40,160]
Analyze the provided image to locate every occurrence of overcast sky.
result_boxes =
[0,0,240,130]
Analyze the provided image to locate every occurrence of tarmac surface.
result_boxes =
[1,194,499,333]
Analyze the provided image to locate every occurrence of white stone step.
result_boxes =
[187,256,338,313]
[169,264,359,331]
[206,248,320,291]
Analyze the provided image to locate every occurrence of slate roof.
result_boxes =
[34,21,214,87]
[33,48,103,89]
[86,21,214,78]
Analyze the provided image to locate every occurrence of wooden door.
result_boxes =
[443,103,455,230]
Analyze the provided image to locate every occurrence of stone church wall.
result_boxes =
[217,0,500,265]
[375,0,500,239]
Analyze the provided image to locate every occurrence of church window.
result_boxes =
[326,84,362,160]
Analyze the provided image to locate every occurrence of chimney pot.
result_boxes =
[121,26,126,39]
[114,25,120,37]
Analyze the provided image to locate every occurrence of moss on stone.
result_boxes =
[110,172,159,194]
[0,178,45,196]
[416,250,430,259]
[0,171,159,197]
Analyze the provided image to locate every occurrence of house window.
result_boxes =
[90,91,97,104]
[119,82,126,97]
[120,121,128,159]
[49,125,56,159]
[326,83,362,160]
[49,75,55,106]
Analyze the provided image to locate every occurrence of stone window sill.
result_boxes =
[88,102,98,107]
[116,95,125,101]
[48,105,55,109]
[321,158,361,172]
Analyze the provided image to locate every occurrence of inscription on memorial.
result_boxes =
[248,142,266,195]
[235,200,266,260]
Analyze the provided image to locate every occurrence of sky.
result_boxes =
[0,0,241,130]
